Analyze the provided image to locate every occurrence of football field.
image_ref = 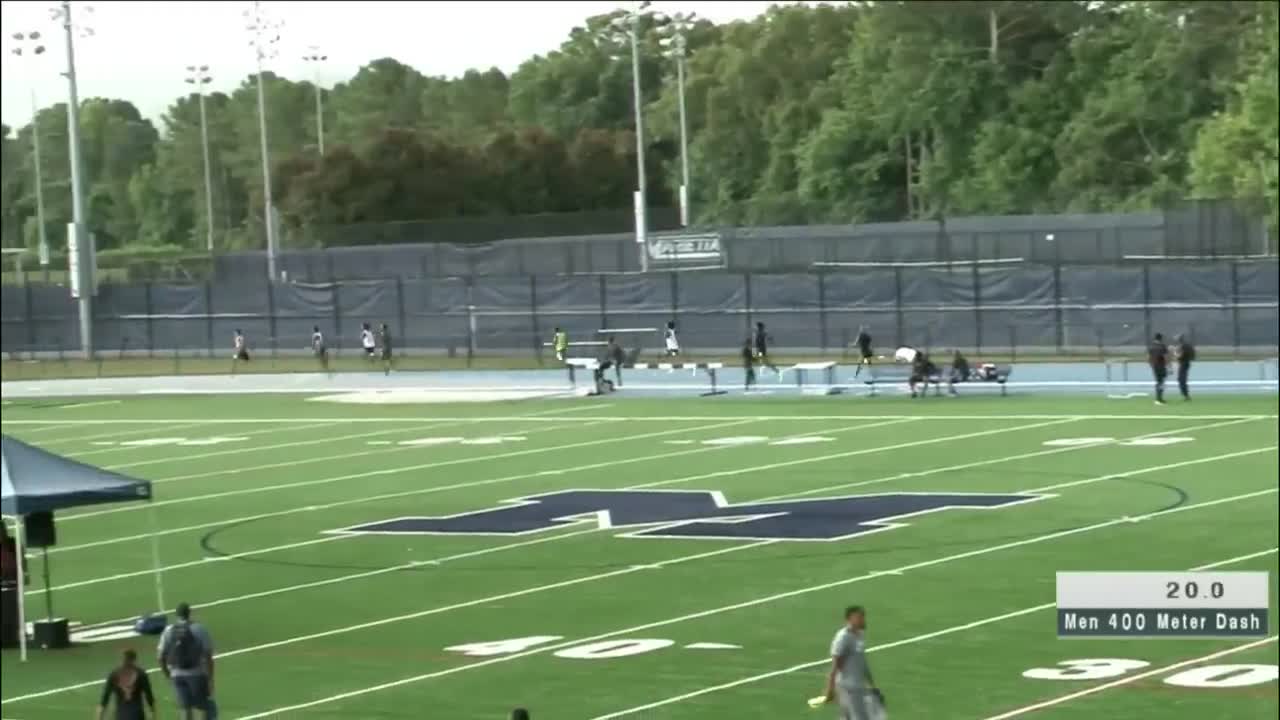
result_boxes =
[1,393,1277,719]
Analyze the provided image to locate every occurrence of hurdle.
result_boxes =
[563,359,725,397]
[787,361,841,395]
[628,362,725,396]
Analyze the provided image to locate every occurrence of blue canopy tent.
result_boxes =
[1,434,159,661]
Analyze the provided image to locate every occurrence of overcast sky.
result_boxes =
[1,1,798,129]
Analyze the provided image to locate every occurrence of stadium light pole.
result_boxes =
[184,65,216,253]
[302,46,327,156]
[658,12,695,227]
[51,0,95,357]
[608,1,655,272]
[10,31,50,269]
[244,0,282,282]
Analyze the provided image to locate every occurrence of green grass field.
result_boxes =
[1,393,1277,719]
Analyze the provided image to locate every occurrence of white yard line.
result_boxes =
[36,421,224,448]
[76,419,915,624]
[9,461,1273,707]
[34,419,903,590]
[60,420,620,520]
[53,399,122,410]
[759,417,1264,500]
[68,421,340,460]
[230,482,1280,718]
[588,548,1280,719]
[982,636,1280,719]
[3,414,1275,425]
[132,404,621,485]
[44,419,761,553]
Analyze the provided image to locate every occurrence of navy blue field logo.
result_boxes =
[327,490,1049,542]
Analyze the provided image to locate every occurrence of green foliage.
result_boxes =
[0,1,1275,254]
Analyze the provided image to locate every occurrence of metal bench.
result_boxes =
[863,364,1013,397]
[863,365,943,397]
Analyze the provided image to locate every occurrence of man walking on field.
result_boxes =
[158,602,218,719]
[820,605,886,720]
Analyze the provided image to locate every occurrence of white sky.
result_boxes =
[1,1,797,129]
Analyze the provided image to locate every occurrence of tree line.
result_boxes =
[1,0,1275,255]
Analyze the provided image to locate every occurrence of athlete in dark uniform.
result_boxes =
[742,338,757,392]
[754,321,780,378]
[1149,333,1169,404]
[605,335,625,388]
[909,350,937,398]
[378,323,394,375]
[96,649,156,720]
[1174,334,1195,401]
[854,326,873,377]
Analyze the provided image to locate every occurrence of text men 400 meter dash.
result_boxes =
[1056,572,1271,639]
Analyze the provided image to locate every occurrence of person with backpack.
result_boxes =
[157,602,217,719]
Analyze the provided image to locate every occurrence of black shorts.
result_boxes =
[364,346,376,357]
[1153,365,1168,381]
[860,348,873,360]
[235,349,250,361]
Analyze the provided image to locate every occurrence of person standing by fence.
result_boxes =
[854,326,873,377]
[1148,333,1169,405]
[1175,334,1195,401]
[158,602,217,720]
[742,338,757,392]
[379,323,394,375]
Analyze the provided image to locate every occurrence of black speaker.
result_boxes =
[24,512,56,548]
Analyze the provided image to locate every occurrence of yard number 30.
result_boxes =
[1025,658,1279,688]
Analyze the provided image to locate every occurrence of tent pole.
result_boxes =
[42,547,52,620]
[15,516,28,662]
[147,504,167,613]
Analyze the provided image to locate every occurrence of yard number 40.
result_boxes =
[1025,659,1279,688]
[446,636,677,660]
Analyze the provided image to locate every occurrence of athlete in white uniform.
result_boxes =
[360,323,376,359]
[664,321,680,356]
[312,326,330,374]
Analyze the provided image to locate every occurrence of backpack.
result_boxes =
[170,623,204,671]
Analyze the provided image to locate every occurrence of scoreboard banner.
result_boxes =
[1056,572,1271,639]
[646,232,725,267]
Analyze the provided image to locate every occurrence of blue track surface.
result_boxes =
[1,360,1277,399]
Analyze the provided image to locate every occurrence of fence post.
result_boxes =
[817,272,828,354]
[396,277,407,352]
[266,277,278,357]
[598,274,608,331]
[669,271,679,333]
[1230,261,1241,359]
[971,262,982,354]
[465,277,475,367]
[894,266,905,349]
[144,282,155,357]
[205,282,215,358]
[332,281,342,356]
[530,275,542,365]
[24,283,35,351]
[1053,263,1064,352]
[1141,263,1152,345]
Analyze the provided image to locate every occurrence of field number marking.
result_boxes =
[90,436,248,447]
[445,636,735,661]
[1024,658,1277,688]
[1043,437,1193,447]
